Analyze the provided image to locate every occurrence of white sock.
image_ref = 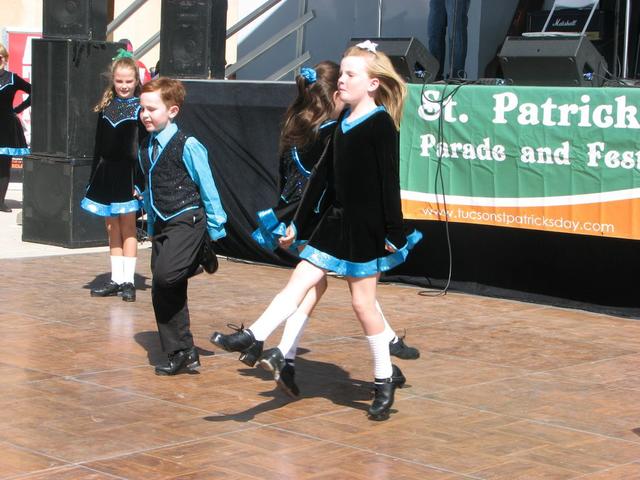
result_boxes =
[123,256,136,284]
[110,256,124,284]
[277,309,309,360]
[249,293,298,341]
[367,330,393,379]
[376,301,397,344]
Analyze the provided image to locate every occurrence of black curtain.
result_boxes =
[179,80,639,317]
[180,80,297,267]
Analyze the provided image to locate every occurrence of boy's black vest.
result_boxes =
[139,131,201,218]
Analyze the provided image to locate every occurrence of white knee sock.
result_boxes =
[110,256,124,284]
[277,308,309,360]
[367,330,393,379]
[376,301,397,344]
[123,256,136,284]
[249,293,298,341]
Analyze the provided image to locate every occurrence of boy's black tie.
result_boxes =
[152,138,160,162]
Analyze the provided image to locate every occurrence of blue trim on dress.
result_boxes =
[102,97,141,127]
[0,73,14,91]
[319,119,337,129]
[81,197,140,217]
[291,146,311,178]
[314,189,326,214]
[299,229,423,277]
[341,106,386,133]
[0,147,30,156]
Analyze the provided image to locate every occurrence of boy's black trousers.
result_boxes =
[150,208,206,354]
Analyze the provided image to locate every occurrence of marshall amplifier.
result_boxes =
[526,9,610,41]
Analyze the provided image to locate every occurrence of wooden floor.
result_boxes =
[2,249,640,479]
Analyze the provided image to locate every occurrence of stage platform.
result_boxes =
[2,249,640,479]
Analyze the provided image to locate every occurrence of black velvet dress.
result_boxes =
[252,120,336,250]
[295,106,422,277]
[0,70,30,156]
[81,96,145,217]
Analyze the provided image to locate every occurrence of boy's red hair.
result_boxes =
[141,77,186,108]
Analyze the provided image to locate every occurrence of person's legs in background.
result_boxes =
[427,0,447,81]
[446,0,470,78]
[0,156,12,212]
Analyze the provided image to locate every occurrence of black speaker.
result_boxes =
[22,156,108,247]
[348,37,439,83]
[31,39,122,158]
[43,0,108,41]
[526,9,614,69]
[160,0,228,79]
[498,36,608,87]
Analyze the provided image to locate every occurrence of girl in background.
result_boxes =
[82,50,144,302]
[0,43,31,212]
[212,45,421,419]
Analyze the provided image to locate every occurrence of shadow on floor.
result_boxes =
[204,353,375,422]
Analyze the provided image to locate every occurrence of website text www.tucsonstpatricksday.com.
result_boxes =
[421,207,615,234]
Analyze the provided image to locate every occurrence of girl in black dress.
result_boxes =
[81,51,144,302]
[212,43,422,420]
[0,43,31,213]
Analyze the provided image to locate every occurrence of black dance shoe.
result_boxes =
[121,282,136,302]
[199,240,219,274]
[389,334,420,360]
[90,281,121,297]
[278,363,300,398]
[154,346,200,376]
[0,203,11,213]
[368,365,406,421]
[210,324,264,366]
[259,348,300,398]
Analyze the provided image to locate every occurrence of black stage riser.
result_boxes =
[22,156,107,248]
[178,80,638,314]
[387,220,640,315]
[31,39,122,158]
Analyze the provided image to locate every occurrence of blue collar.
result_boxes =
[152,122,178,148]
[115,96,139,103]
[341,105,386,133]
[319,119,337,129]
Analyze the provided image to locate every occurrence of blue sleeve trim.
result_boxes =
[251,208,288,251]
[81,197,140,217]
[291,146,311,178]
[313,189,326,214]
[0,147,30,156]
[299,229,423,277]
[183,137,227,240]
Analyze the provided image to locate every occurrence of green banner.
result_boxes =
[399,84,640,239]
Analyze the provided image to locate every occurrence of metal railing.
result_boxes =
[111,0,314,80]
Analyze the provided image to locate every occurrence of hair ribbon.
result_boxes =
[112,48,135,61]
[300,67,317,84]
[355,40,378,53]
